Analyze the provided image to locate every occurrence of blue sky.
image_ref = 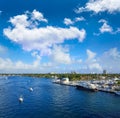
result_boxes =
[0,0,120,73]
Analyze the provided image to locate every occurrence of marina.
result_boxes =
[53,77,120,95]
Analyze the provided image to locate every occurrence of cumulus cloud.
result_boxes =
[0,57,38,73]
[0,47,120,73]
[64,17,85,26]
[4,26,86,55]
[74,17,86,22]
[31,9,48,23]
[94,19,120,35]
[9,14,29,27]
[75,0,120,14]
[100,23,113,33]
[99,19,113,33]
[0,50,48,73]
[51,45,72,64]
[4,10,86,56]
[9,10,47,28]
[84,48,120,73]
[63,18,74,25]
[86,49,102,72]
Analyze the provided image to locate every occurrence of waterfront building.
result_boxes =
[103,70,107,74]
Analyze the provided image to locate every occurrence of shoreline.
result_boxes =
[53,78,120,96]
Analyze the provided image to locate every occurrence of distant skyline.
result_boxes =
[0,0,120,73]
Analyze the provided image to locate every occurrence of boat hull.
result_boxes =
[76,85,97,92]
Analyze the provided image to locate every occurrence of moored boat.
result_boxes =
[114,91,120,96]
[76,82,98,92]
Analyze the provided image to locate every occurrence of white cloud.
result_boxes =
[86,49,102,72]
[64,17,85,26]
[31,9,48,23]
[2,10,87,73]
[84,48,120,73]
[75,7,85,14]
[75,0,120,14]
[0,57,36,72]
[105,48,120,58]
[51,45,72,64]
[4,26,86,55]
[94,19,119,35]
[4,10,86,56]
[74,17,85,22]
[99,22,113,33]
[63,18,74,25]
[0,50,65,73]
[9,14,29,27]
[98,48,120,73]
[0,51,41,73]
[9,9,47,28]
[0,47,120,73]
[98,19,107,23]
[86,49,96,60]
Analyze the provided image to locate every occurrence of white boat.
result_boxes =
[19,96,23,102]
[115,91,120,95]
[29,87,33,92]
[76,82,98,92]
[52,78,61,83]
[61,78,69,84]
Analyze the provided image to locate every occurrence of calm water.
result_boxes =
[0,76,120,118]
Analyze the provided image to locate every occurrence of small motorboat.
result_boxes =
[19,96,24,102]
[29,87,33,92]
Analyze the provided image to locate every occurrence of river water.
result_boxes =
[0,76,120,118]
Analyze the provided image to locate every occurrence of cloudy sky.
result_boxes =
[0,0,120,73]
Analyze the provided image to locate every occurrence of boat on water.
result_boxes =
[52,78,61,83]
[114,91,120,96]
[76,82,98,92]
[19,96,23,102]
[60,77,69,84]
[53,77,70,84]
[29,87,33,92]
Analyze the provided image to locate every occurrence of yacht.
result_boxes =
[76,82,98,92]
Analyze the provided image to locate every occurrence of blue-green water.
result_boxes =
[0,76,120,118]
